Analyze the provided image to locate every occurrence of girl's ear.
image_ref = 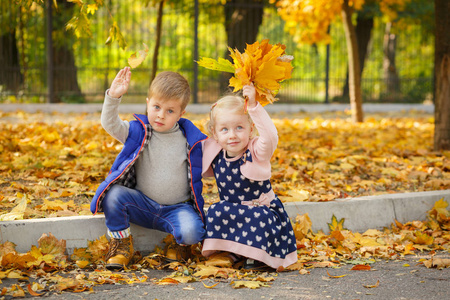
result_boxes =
[250,123,255,137]
[212,128,218,141]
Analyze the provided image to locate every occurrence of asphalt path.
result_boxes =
[1,253,448,300]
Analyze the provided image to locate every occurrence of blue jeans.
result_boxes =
[102,185,205,245]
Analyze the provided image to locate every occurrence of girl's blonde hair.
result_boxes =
[206,94,257,138]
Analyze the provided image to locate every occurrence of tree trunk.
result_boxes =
[341,0,364,122]
[51,0,82,102]
[150,0,165,85]
[0,30,23,94]
[220,0,264,92]
[383,22,401,98]
[434,0,450,151]
[342,14,373,99]
[52,46,81,100]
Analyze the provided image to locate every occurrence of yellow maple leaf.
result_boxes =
[428,198,449,220]
[197,39,293,107]
[204,252,234,268]
[75,260,90,269]
[328,215,345,232]
[128,43,149,69]
[196,57,235,73]
[423,258,450,269]
[293,213,312,240]
[86,235,109,262]
[0,194,27,221]
[193,265,221,278]
[1,252,36,270]
[71,247,92,262]
[230,280,270,289]
[38,233,67,259]
[0,241,17,257]
[413,231,434,245]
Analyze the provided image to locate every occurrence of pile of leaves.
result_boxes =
[1,110,449,219]
[197,39,293,106]
[1,199,449,297]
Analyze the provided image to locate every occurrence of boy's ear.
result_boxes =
[178,110,186,120]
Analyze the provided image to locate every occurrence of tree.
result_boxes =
[51,0,82,103]
[0,3,23,94]
[220,0,264,92]
[342,10,374,100]
[383,21,400,97]
[150,0,165,83]
[273,0,410,122]
[6,0,84,103]
[434,0,450,150]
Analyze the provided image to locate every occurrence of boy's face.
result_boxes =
[146,96,185,132]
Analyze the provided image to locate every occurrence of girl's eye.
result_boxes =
[237,126,243,130]
[221,128,228,132]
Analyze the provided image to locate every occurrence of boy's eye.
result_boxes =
[154,105,160,110]
[168,109,174,114]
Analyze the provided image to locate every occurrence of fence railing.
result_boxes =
[0,1,434,104]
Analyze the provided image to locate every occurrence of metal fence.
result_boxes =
[0,1,434,104]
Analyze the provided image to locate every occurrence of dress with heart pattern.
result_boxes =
[202,149,298,269]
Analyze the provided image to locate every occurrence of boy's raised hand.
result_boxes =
[108,67,131,98]
[243,83,257,108]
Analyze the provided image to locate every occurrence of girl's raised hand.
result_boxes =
[108,67,131,98]
[243,83,257,109]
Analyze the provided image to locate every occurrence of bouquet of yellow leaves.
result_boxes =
[197,39,293,109]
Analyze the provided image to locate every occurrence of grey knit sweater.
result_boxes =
[101,92,190,205]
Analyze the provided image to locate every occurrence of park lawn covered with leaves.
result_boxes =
[0,110,450,296]
[0,110,449,219]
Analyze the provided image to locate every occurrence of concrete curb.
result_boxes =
[0,103,434,114]
[1,190,449,254]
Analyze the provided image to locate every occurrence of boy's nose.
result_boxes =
[157,111,165,119]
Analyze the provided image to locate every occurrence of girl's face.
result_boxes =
[213,111,253,157]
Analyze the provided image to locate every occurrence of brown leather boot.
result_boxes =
[105,235,134,269]
[165,244,193,262]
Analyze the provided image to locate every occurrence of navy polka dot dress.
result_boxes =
[202,149,298,269]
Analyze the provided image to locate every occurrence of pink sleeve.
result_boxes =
[201,138,222,178]
[247,103,278,162]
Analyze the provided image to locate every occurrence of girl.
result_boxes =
[201,84,297,270]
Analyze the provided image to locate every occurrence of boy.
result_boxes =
[91,67,206,269]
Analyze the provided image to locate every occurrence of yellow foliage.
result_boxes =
[274,0,411,44]
[198,39,293,106]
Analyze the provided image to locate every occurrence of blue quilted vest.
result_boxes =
[90,114,207,222]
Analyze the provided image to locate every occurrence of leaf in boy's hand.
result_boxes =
[128,43,149,68]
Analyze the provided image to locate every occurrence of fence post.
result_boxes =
[324,26,330,104]
[193,0,199,103]
[46,0,55,103]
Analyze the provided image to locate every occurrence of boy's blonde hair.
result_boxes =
[207,94,256,138]
[148,71,191,110]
